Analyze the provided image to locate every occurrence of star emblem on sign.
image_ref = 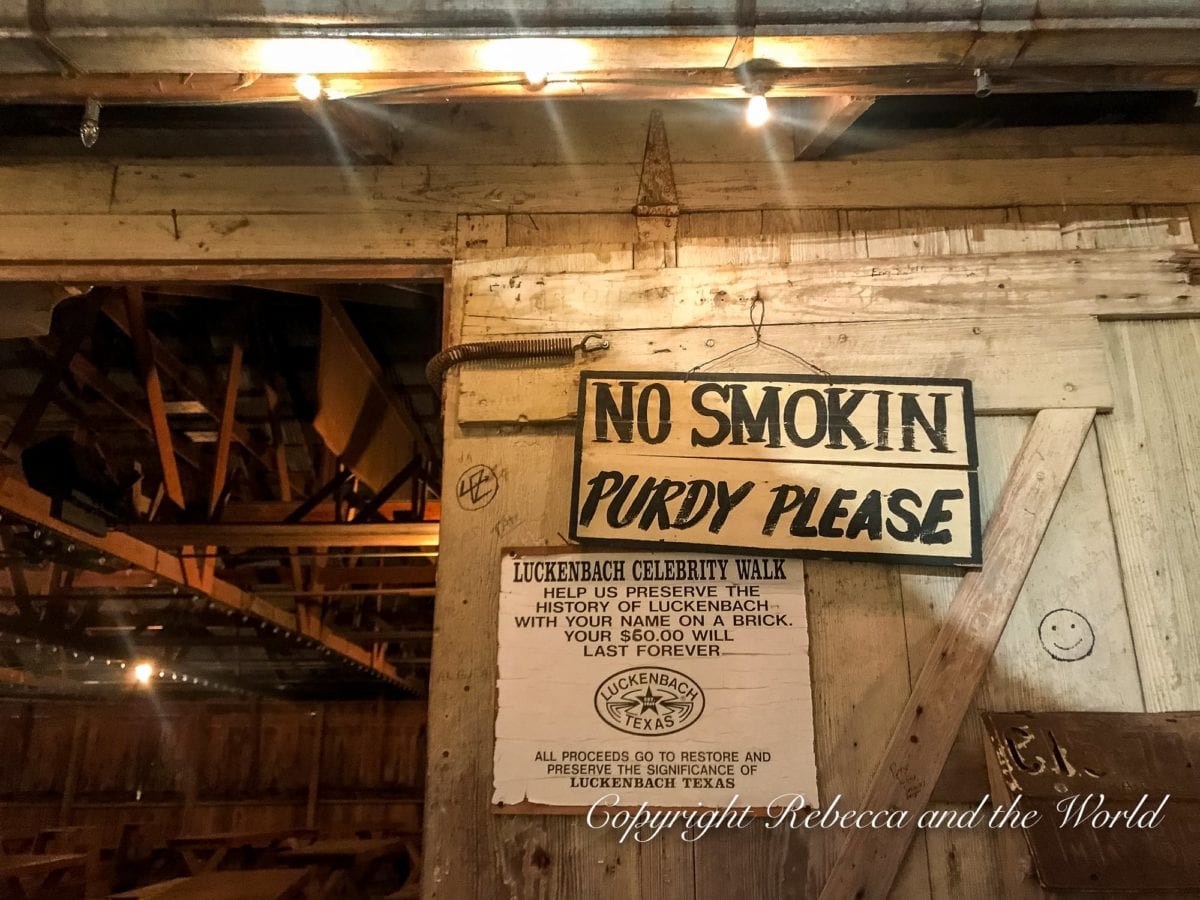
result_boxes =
[637,686,664,712]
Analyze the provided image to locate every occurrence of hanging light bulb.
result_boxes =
[133,662,153,685]
[523,66,549,91]
[295,74,324,101]
[746,92,771,128]
[79,98,101,148]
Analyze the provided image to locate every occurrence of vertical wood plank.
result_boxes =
[1098,319,1200,711]
[804,562,933,899]
[426,240,653,899]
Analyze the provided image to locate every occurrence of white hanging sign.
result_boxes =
[492,548,817,811]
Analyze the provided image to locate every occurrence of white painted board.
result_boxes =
[493,549,818,811]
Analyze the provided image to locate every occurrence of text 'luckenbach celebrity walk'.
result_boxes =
[586,792,1170,843]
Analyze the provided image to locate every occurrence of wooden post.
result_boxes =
[816,407,1097,900]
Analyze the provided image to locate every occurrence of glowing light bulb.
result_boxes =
[746,93,770,128]
[524,68,549,90]
[295,74,323,101]
[133,662,153,685]
[480,38,588,89]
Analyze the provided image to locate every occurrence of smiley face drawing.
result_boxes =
[1038,608,1096,662]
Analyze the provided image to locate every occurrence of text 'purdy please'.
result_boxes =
[569,372,982,566]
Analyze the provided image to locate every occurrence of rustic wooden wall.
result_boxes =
[0,699,426,848]
[428,203,1200,899]
[3,106,1200,898]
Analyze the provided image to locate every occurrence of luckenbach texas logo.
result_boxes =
[595,667,705,736]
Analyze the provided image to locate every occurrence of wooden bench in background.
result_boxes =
[109,867,314,900]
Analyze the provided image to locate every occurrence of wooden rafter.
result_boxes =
[319,297,437,465]
[122,287,186,510]
[0,473,409,688]
[220,499,439,522]
[3,295,100,455]
[793,95,876,160]
[100,295,303,493]
[302,98,399,164]
[200,343,244,587]
[264,383,307,592]
[127,522,439,549]
[29,336,205,470]
[815,407,1098,900]
[1,65,1199,105]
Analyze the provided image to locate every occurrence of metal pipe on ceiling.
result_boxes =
[2,0,1199,78]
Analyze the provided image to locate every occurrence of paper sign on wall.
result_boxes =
[492,549,817,810]
[570,371,981,566]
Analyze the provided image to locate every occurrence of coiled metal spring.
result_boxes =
[426,333,608,396]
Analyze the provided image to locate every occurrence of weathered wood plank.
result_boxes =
[793,96,876,161]
[1098,319,1200,711]
[901,418,1145,898]
[506,214,634,248]
[459,248,1200,338]
[674,157,1200,211]
[409,164,642,214]
[0,165,116,214]
[804,562,933,898]
[447,245,634,349]
[832,125,1200,161]
[818,407,1096,900]
[454,317,1112,425]
[7,157,1200,223]
[382,102,796,166]
[110,165,403,214]
[0,212,456,261]
[424,427,649,898]
[455,214,507,256]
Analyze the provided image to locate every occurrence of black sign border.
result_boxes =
[569,370,983,567]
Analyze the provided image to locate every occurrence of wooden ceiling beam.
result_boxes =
[0,264,451,284]
[101,296,274,472]
[123,286,187,511]
[220,498,439,523]
[199,343,243,587]
[127,521,439,549]
[2,295,100,456]
[0,65,1197,104]
[0,473,409,688]
[302,98,400,165]
[793,95,876,160]
[29,337,206,470]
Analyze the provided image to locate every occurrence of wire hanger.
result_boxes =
[686,295,832,380]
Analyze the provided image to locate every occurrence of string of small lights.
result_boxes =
[2,632,253,696]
